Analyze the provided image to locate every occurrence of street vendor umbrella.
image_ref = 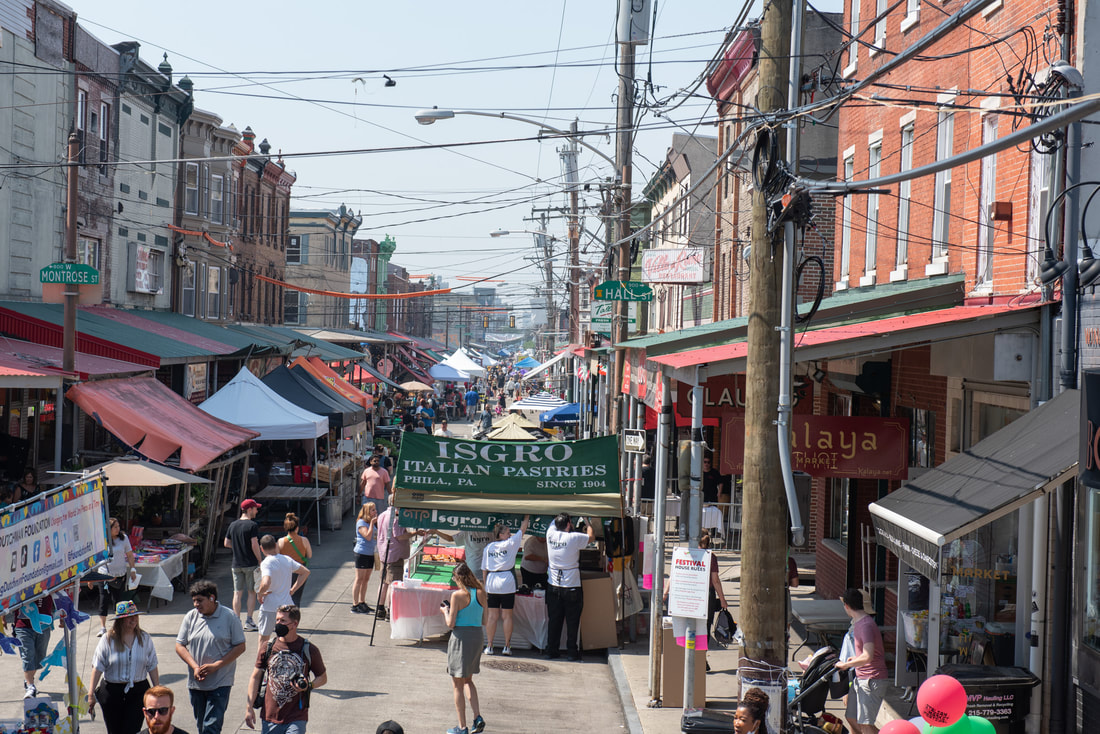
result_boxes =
[540,402,580,423]
[400,380,435,392]
[510,391,568,411]
[86,457,214,486]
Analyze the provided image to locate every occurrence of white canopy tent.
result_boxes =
[478,351,498,367]
[510,391,569,411]
[199,367,328,439]
[442,348,487,377]
[520,350,571,381]
[429,362,471,382]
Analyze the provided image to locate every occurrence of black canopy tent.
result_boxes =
[262,365,365,428]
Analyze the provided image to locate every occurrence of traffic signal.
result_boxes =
[509,315,516,328]
[483,316,489,328]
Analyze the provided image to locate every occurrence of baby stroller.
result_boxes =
[787,646,845,734]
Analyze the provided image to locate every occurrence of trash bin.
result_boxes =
[680,708,735,733]
[322,496,342,531]
[935,664,1040,734]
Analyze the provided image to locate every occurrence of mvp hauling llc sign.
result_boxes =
[641,247,708,284]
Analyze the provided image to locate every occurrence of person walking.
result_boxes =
[374,492,422,621]
[481,516,529,656]
[544,513,594,661]
[223,499,263,632]
[464,387,479,420]
[277,514,312,608]
[351,502,378,614]
[139,685,190,734]
[360,454,391,515]
[257,535,310,646]
[835,588,889,734]
[440,563,487,734]
[245,605,327,734]
[88,601,160,734]
[476,405,493,437]
[98,517,138,637]
[174,581,246,734]
[14,595,53,698]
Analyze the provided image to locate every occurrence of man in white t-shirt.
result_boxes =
[255,535,309,646]
[450,530,495,579]
[481,515,530,656]
[544,513,595,661]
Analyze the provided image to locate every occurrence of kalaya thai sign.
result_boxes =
[720,412,909,480]
[640,247,708,284]
[392,432,623,517]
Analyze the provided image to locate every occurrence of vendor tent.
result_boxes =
[521,350,571,381]
[200,367,328,440]
[494,412,541,430]
[486,422,542,441]
[442,348,486,376]
[514,356,541,370]
[478,351,498,367]
[262,365,364,428]
[291,356,373,411]
[540,402,580,423]
[510,392,569,411]
[67,375,259,470]
[429,362,471,382]
[87,456,215,487]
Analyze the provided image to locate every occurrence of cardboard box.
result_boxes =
[580,572,618,650]
[661,626,707,708]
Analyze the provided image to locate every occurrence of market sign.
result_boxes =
[640,247,708,284]
[40,262,99,285]
[1,476,109,611]
[593,280,654,302]
[590,301,635,335]
[397,509,554,534]
[720,412,909,480]
[392,432,622,517]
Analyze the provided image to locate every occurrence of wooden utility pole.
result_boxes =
[610,36,635,435]
[63,132,79,374]
[740,0,792,695]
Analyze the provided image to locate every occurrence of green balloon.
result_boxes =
[966,717,996,734]
[928,715,972,734]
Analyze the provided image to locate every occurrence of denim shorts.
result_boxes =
[14,627,50,672]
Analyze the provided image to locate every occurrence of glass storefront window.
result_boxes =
[1085,487,1100,651]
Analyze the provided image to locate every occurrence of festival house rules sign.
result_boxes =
[393,433,623,528]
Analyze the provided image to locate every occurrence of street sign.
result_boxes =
[593,280,654,302]
[40,262,99,285]
[590,301,635,334]
[623,428,646,453]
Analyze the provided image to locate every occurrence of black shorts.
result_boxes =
[355,552,375,569]
[487,592,516,610]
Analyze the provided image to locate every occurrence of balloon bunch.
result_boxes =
[878,675,998,734]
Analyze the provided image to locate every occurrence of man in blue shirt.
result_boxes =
[464,388,479,420]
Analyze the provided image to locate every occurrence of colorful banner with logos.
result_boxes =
[392,432,622,517]
[397,508,554,534]
[720,412,909,480]
[1,477,109,611]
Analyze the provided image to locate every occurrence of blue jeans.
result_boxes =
[262,720,307,734]
[189,685,232,734]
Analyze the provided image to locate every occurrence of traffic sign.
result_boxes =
[593,280,653,302]
[40,262,99,285]
[623,428,646,453]
[590,301,634,334]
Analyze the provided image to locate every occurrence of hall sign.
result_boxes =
[40,262,99,285]
[720,412,910,480]
[392,432,622,517]
[593,280,654,302]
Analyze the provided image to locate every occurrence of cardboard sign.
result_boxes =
[668,547,711,620]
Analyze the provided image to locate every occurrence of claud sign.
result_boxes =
[676,374,812,419]
[721,412,909,480]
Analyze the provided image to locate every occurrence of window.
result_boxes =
[865,141,882,276]
[846,0,860,73]
[874,0,887,49]
[1083,487,1100,652]
[976,115,998,288]
[98,102,110,170]
[839,155,854,287]
[898,406,935,468]
[932,109,955,260]
[184,163,199,215]
[828,393,853,544]
[77,90,87,131]
[181,264,196,317]
[127,244,164,295]
[287,235,302,264]
[1028,149,1052,284]
[903,0,920,30]
[211,174,224,224]
[77,237,99,269]
[896,124,914,267]
[284,291,301,324]
[206,266,222,319]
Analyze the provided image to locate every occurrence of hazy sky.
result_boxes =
[78,0,839,308]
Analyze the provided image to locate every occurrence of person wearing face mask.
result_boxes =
[733,687,770,734]
[245,605,327,734]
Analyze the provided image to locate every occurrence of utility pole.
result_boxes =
[539,212,555,355]
[63,132,79,373]
[610,18,635,437]
[740,0,792,701]
[561,120,582,346]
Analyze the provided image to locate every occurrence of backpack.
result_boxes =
[712,608,737,647]
[252,637,313,709]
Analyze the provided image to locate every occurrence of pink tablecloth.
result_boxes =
[389,582,548,649]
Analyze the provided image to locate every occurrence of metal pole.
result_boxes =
[683,373,704,711]
[68,581,80,734]
[633,398,644,517]
[64,132,79,373]
[648,375,672,704]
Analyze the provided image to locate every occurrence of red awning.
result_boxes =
[0,339,152,381]
[295,356,374,410]
[649,304,1041,374]
[67,376,259,470]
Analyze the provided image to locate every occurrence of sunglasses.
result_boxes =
[143,707,171,717]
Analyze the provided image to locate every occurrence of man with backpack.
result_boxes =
[245,605,326,734]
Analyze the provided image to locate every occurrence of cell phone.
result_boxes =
[440,599,450,608]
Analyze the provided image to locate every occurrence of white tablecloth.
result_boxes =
[389,582,548,649]
[662,497,722,529]
[134,547,190,602]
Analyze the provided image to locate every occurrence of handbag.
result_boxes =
[251,640,275,709]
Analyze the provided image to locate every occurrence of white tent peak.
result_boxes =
[200,367,328,440]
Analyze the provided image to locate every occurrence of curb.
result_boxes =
[608,647,645,734]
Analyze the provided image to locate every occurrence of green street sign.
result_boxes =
[40,262,99,285]
[593,280,653,302]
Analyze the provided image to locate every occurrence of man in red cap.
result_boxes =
[223,499,263,632]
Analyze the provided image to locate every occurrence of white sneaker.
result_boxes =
[501,646,512,656]
[97,627,106,637]
[243,619,258,632]
[483,646,493,655]
[24,683,38,699]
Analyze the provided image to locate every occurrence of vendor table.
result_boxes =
[662,497,723,530]
[255,484,328,545]
[389,581,548,649]
[791,598,851,657]
[133,546,191,606]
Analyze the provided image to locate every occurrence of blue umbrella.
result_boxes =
[540,402,580,423]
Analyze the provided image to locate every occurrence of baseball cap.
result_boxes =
[840,588,863,610]
[241,499,262,511]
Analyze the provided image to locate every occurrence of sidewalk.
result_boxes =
[1,518,626,734]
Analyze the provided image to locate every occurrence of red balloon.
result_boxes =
[917,675,968,728]
[880,720,922,734]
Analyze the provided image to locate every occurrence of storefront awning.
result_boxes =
[520,350,571,381]
[869,389,1078,580]
[648,303,1041,382]
[66,376,260,470]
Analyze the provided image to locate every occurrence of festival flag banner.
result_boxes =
[392,432,623,517]
[1,477,109,611]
